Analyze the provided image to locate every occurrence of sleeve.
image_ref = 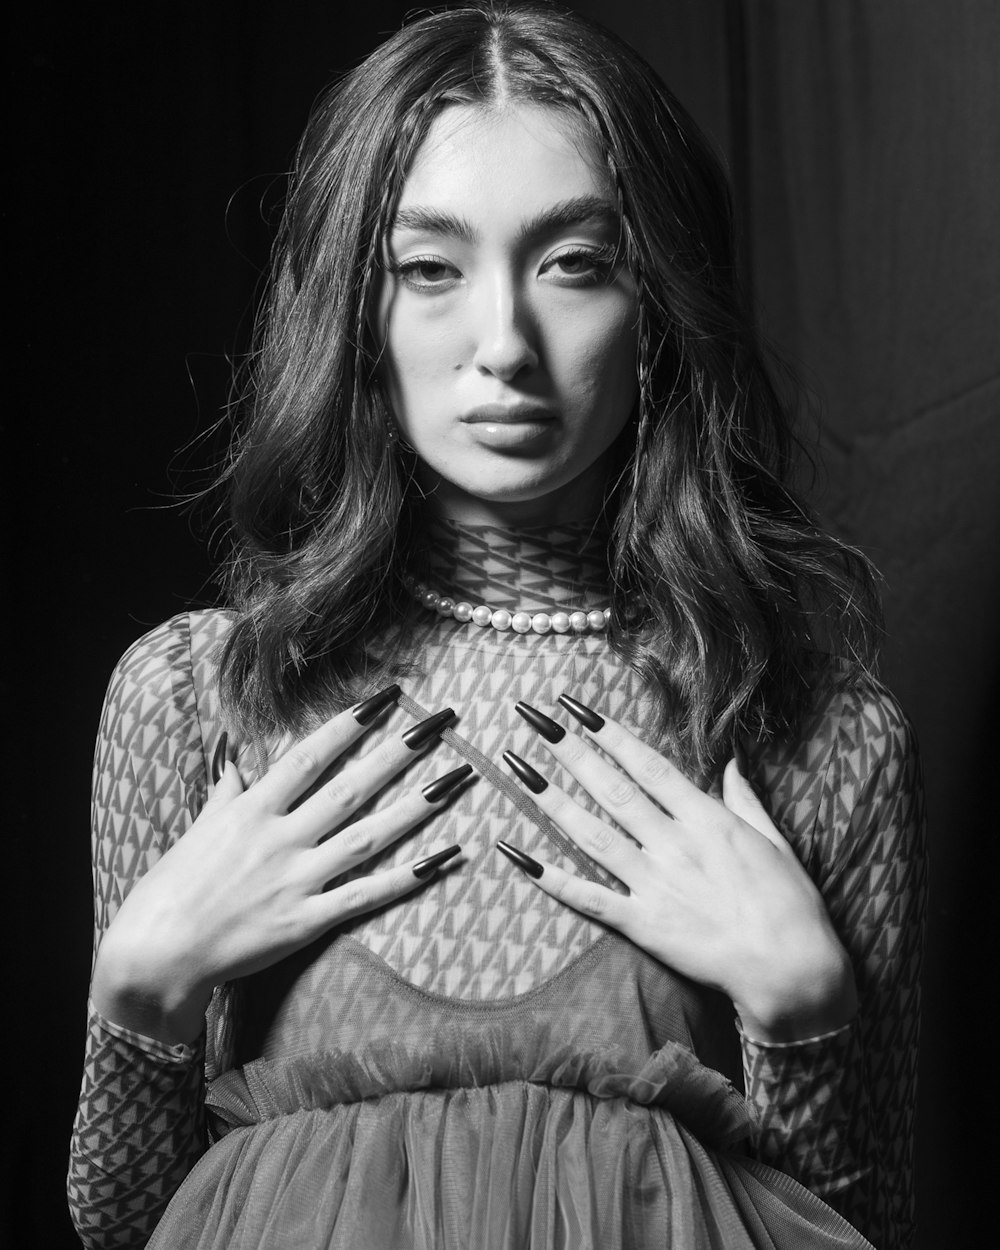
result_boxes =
[742,680,927,1250]
[67,615,212,1249]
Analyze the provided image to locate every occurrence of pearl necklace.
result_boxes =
[404,575,610,635]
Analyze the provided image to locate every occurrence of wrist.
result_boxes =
[734,943,857,1044]
[91,926,213,1046]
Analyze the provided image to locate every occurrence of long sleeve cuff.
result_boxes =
[68,1004,207,1249]
[741,1017,878,1226]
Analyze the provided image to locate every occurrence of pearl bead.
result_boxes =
[587,609,607,631]
[569,611,589,632]
[531,613,551,634]
[422,590,440,609]
[436,596,455,616]
[550,612,571,633]
[491,609,513,630]
[453,601,473,622]
[472,605,493,627]
[511,611,533,633]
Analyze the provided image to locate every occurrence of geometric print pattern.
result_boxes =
[745,679,927,1250]
[68,522,926,1250]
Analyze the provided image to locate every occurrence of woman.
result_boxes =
[68,4,926,1248]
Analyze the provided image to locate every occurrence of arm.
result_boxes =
[743,681,927,1250]
[68,616,211,1249]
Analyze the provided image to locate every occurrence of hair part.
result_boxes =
[216,1,881,776]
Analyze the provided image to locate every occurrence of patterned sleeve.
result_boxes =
[67,615,211,1249]
[742,679,928,1250]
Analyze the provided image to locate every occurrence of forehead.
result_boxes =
[393,102,615,220]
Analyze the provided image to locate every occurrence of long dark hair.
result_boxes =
[217,1,880,775]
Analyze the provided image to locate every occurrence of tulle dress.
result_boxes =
[68,522,926,1249]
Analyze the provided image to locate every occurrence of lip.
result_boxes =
[461,404,556,425]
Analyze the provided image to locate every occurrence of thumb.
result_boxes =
[722,757,785,849]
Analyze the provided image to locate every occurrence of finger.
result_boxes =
[560,707,719,825]
[250,705,378,813]
[515,856,631,933]
[503,757,645,881]
[304,845,462,928]
[533,732,673,851]
[205,758,245,808]
[721,758,787,850]
[312,765,474,880]
[287,717,456,841]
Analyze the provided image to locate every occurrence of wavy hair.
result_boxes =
[217,1,880,775]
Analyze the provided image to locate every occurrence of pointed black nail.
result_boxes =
[412,843,462,880]
[558,694,605,733]
[734,740,748,777]
[211,732,228,785]
[351,683,402,727]
[422,763,474,803]
[502,750,548,794]
[402,707,456,751]
[496,840,544,879]
[514,701,565,743]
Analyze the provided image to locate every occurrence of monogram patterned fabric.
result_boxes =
[68,523,925,1249]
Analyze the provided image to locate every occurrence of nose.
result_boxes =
[471,275,540,381]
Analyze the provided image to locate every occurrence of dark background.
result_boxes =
[12,2,999,1245]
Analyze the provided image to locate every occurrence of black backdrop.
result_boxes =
[13,3,998,1246]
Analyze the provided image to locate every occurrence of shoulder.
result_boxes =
[107,610,232,694]
[752,669,924,874]
[760,669,918,784]
[99,610,234,747]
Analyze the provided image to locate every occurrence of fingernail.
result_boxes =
[734,740,747,776]
[496,840,544,879]
[558,693,605,733]
[412,843,461,880]
[514,701,565,743]
[502,750,548,794]
[422,763,474,803]
[402,707,456,751]
[211,732,229,785]
[351,683,402,727]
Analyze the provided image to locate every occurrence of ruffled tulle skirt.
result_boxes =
[147,1035,873,1249]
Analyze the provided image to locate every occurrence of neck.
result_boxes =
[416,512,611,613]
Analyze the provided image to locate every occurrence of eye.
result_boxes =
[389,256,460,292]
[541,244,619,288]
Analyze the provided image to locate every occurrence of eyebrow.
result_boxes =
[389,195,621,245]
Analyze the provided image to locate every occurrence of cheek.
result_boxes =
[558,302,638,409]
[383,312,461,415]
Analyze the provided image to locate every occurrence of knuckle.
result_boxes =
[559,735,588,765]
[638,753,673,786]
[286,744,320,776]
[582,822,616,855]
[323,777,359,811]
[338,883,373,914]
[578,888,607,918]
[603,778,637,810]
[339,823,374,857]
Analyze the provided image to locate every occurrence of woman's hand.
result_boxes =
[500,698,856,1043]
[91,692,468,1046]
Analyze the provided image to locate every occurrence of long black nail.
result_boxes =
[496,840,544,879]
[351,683,402,727]
[412,843,461,880]
[558,694,605,733]
[514,701,565,743]
[211,732,228,785]
[402,707,456,751]
[422,764,474,803]
[502,750,548,794]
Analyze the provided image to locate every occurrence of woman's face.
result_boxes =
[376,103,639,526]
